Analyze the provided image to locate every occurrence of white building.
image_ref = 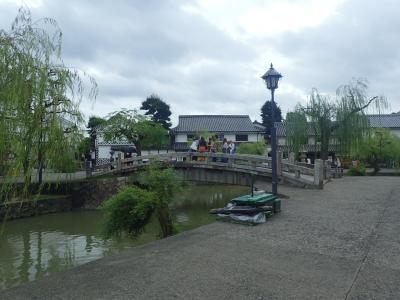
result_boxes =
[170,115,265,151]
[368,114,400,137]
[94,129,171,165]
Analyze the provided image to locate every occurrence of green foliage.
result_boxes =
[87,116,106,150]
[237,142,266,155]
[104,109,168,155]
[0,7,97,195]
[261,100,282,135]
[77,137,91,159]
[347,164,366,176]
[354,129,400,173]
[140,94,172,130]
[285,112,308,159]
[102,164,183,239]
[139,163,182,237]
[287,79,387,160]
[197,129,214,140]
[102,186,157,238]
[139,163,182,204]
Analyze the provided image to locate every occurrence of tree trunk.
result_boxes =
[156,203,174,238]
[136,142,142,157]
[38,128,44,186]
[22,156,31,187]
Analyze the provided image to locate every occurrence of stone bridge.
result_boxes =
[92,152,330,189]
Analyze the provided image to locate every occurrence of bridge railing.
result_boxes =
[92,152,329,188]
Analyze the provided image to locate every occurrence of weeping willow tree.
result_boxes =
[286,79,387,161]
[0,8,97,199]
[285,112,308,160]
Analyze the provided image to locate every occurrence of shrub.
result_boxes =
[139,163,182,237]
[102,163,183,240]
[347,164,366,176]
[237,142,266,155]
[102,186,157,238]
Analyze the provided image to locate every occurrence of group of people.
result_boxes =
[189,137,235,161]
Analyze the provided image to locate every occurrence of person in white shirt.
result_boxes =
[189,138,199,161]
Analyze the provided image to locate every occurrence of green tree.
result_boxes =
[355,129,400,174]
[77,137,91,160]
[139,164,182,237]
[87,116,106,151]
[285,112,308,160]
[102,186,157,238]
[102,164,182,239]
[236,142,266,155]
[289,79,386,161]
[140,94,172,130]
[261,100,282,135]
[104,109,168,155]
[0,7,97,195]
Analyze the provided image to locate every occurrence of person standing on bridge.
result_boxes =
[198,137,207,161]
[228,140,236,154]
[208,137,217,162]
[222,138,229,163]
[189,138,199,161]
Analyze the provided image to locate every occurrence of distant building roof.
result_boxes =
[253,121,266,131]
[276,114,400,137]
[171,115,263,133]
[367,114,400,128]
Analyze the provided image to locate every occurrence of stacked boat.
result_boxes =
[209,192,281,225]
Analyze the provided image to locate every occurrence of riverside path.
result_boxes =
[3,176,400,299]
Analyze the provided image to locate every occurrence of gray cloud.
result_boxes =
[272,0,400,111]
[1,0,399,126]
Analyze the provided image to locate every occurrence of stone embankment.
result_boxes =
[0,176,131,220]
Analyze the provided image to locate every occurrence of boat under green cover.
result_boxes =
[231,193,277,207]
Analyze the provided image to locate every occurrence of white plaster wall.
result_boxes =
[390,129,400,137]
[248,134,258,142]
[278,137,286,145]
[98,145,111,158]
[96,133,105,144]
[224,134,235,141]
[175,134,187,143]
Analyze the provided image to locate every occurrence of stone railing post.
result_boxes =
[314,159,323,189]
[277,151,282,176]
[289,152,295,164]
[85,160,92,177]
[117,153,122,171]
[323,160,330,180]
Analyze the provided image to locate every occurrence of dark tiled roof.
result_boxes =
[276,114,400,137]
[253,121,266,131]
[171,115,263,133]
[278,144,339,152]
[367,114,400,128]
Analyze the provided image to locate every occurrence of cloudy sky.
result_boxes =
[1,0,399,125]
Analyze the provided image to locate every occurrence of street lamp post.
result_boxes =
[261,63,282,196]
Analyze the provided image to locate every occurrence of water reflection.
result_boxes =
[0,184,249,290]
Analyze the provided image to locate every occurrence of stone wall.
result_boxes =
[0,196,72,220]
[0,176,132,220]
[71,176,131,210]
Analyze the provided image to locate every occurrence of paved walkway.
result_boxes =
[3,177,400,299]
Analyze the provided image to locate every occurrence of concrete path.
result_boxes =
[3,177,400,299]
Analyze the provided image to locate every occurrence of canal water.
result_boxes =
[0,184,249,290]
